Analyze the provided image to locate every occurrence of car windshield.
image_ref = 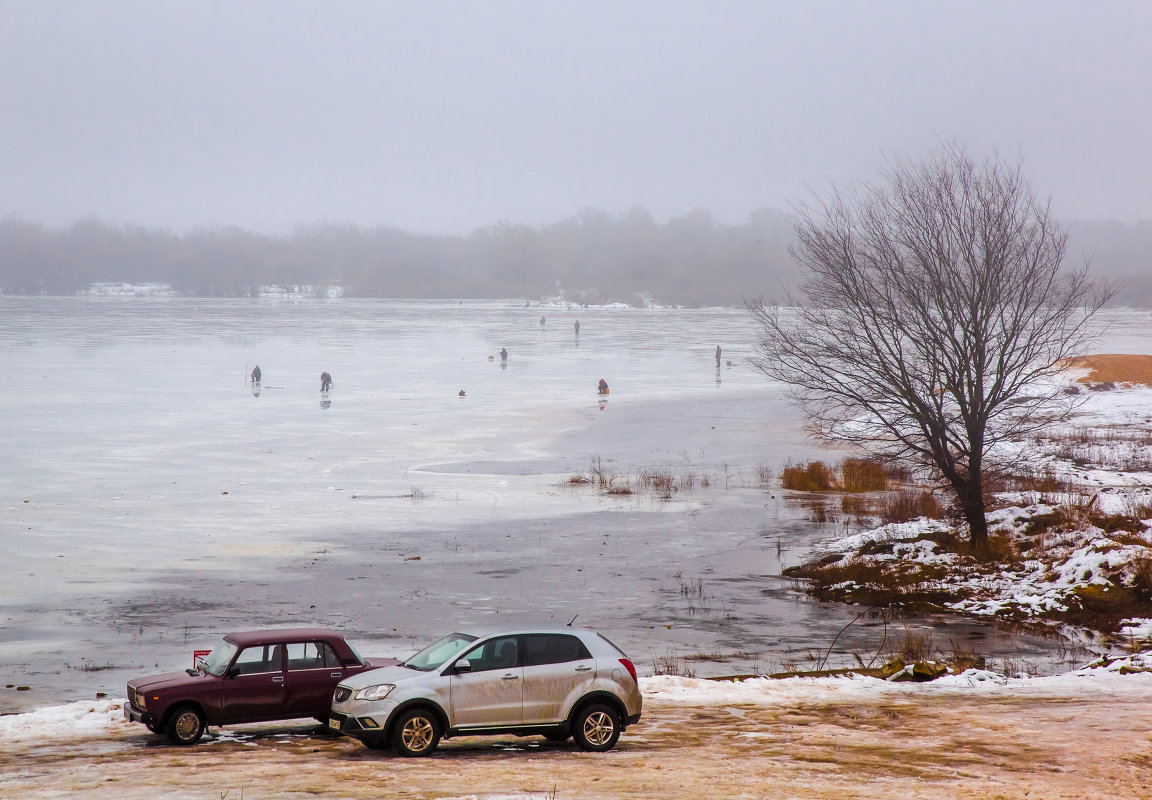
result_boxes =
[344,639,365,666]
[401,632,477,671]
[199,640,239,676]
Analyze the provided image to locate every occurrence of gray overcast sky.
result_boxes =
[1,0,1149,235]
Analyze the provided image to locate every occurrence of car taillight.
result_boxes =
[619,658,637,684]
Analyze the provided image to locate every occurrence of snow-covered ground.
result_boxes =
[810,377,1152,650]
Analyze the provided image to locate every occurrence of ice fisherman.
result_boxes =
[251,365,261,383]
[321,372,332,392]
[715,346,722,366]
[574,320,580,335]
[598,378,609,394]
[500,347,508,361]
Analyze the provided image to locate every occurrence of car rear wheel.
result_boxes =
[391,708,441,757]
[165,705,205,746]
[572,704,620,752]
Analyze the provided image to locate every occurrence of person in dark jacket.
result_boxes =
[251,365,262,383]
[321,372,332,392]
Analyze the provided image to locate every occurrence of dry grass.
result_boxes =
[890,628,935,662]
[568,458,714,498]
[841,458,887,492]
[651,652,697,678]
[785,552,961,609]
[878,490,947,524]
[782,457,893,493]
[755,464,774,487]
[1063,353,1152,386]
[781,460,837,491]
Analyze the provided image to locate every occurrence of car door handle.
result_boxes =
[574,665,592,672]
[272,676,284,683]
[502,674,519,681]
[330,672,342,678]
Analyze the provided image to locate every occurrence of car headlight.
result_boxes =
[355,683,395,701]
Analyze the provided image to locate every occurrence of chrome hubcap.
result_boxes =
[583,711,614,746]
[174,712,200,741]
[402,717,434,751]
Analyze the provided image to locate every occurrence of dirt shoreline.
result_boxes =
[4,689,1151,799]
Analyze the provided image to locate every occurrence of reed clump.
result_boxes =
[841,457,887,492]
[782,457,891,493]
[781,460,837,491]
[878,490,946,524]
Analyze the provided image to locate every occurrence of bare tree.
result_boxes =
[748,143,1114,550]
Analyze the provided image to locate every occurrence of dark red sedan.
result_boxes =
[124,628,395,745]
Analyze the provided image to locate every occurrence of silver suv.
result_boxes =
[328,627,642,756]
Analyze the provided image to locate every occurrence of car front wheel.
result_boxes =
[572,704,621,752]
[391,708,441,757]
[165,705,205,746]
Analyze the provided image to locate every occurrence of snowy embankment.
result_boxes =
[5,653,1152,748]
[807,370,1152,645]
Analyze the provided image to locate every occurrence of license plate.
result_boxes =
[328,717,340,730]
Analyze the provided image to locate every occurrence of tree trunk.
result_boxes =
[957,484,989,555]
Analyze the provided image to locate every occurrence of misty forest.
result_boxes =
[2,211,1151,307]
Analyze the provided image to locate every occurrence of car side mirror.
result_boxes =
[228,666,242,678]
[453,658,472,673]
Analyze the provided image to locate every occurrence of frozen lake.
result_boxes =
[2,297,1116,713]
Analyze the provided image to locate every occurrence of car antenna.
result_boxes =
[566,614,579,627]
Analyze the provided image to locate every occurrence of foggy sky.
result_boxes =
[2,0,1150,235]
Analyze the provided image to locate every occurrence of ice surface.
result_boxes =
[0,298,1129,713]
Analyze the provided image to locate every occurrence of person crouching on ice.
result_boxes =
[321,372,332,392]
[598,378,609,394]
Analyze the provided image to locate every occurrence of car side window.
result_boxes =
[459,636,519,672]
[232,644,284,675]
[522,634,592,667]
[286,641,342,671]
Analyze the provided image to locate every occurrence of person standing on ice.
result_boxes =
[251,365,261,383]
[321,372,332,392]
[574,320,580,336]
[715,345,722,367]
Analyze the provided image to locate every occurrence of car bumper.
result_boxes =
[123,703,156,728]
[328,698,397,735]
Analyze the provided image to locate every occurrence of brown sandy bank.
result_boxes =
[1064,353,1152,386]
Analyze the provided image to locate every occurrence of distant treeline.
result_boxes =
[0,208,798,306]
[0,210,1149,306]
